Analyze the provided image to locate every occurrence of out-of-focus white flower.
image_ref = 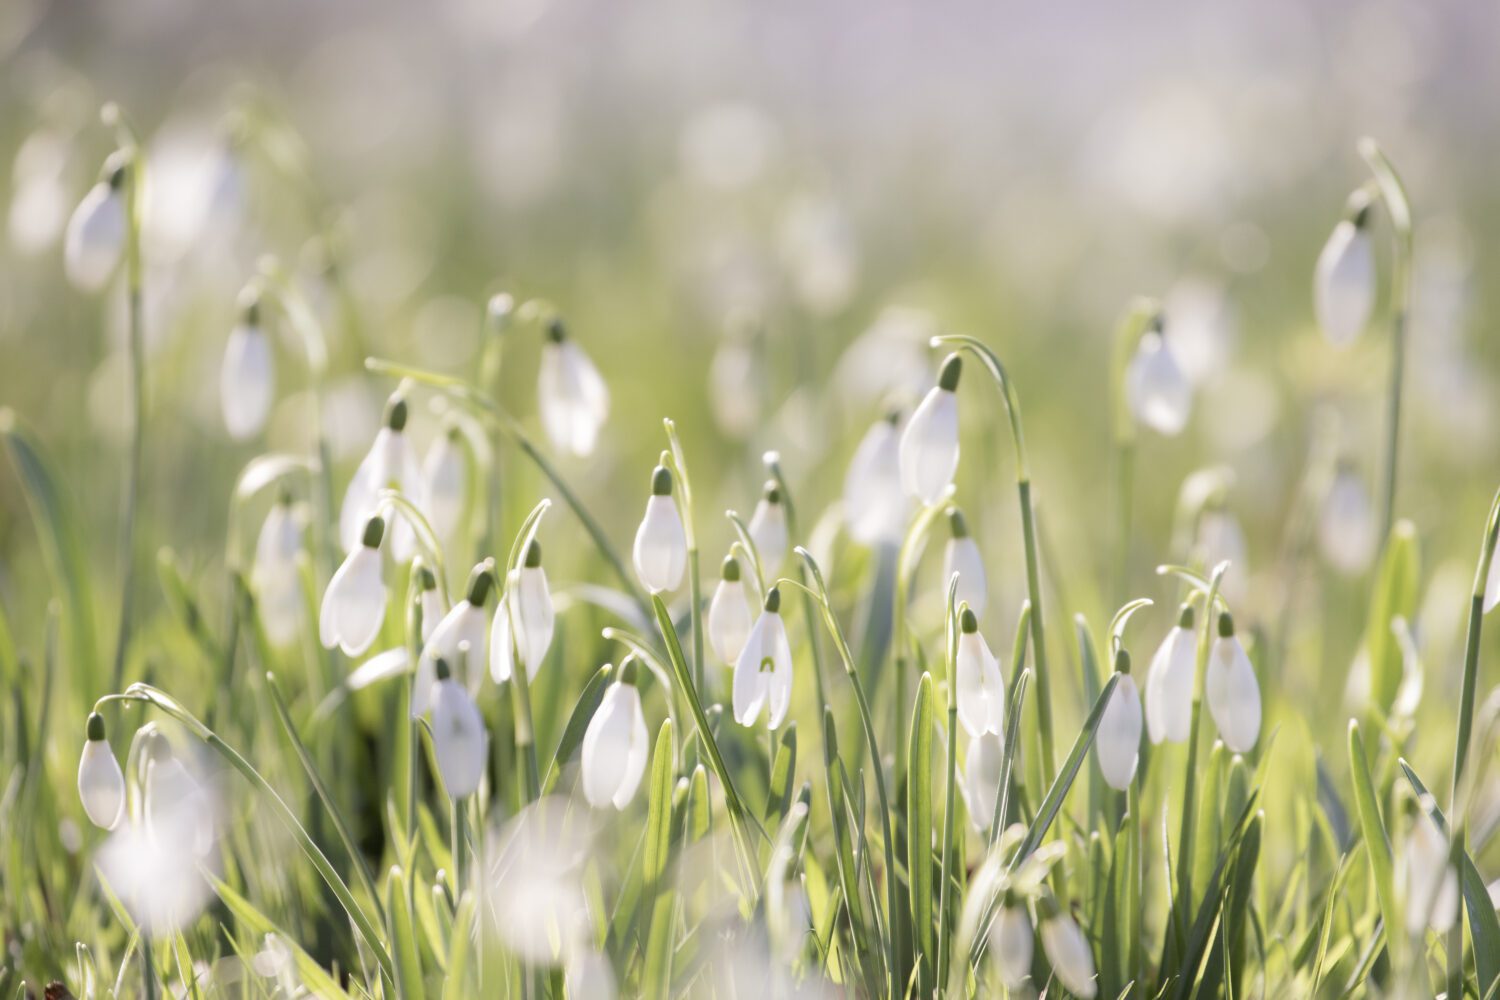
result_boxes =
[221,294,274,441]
[844,410,908,545]
[77,713,125,830]
[539,319,609,457]
[1206,613,1260,753]
[581,664,650,810]
[834,306,938,405]
[422,425,468,543]
[991,903,1034,991]
[413,561,494,716]
[943,507,987,617]
[98,796,214,935]
[339,395,423,561]
[708,555,755,666]
[1404,800,1459,935]
[1096,670,1143,790]
[487,797,593,964]
[633,465,687,594]
[1145,605,1197,744]
[1039,901,1098,999]
[430,657,488,798]
[1195,507,1248,605]
[1319,463,1376,575]
[900,355,962,505]
[414,562,447,644]
[319,516,387,657]
[1315,194,1376,347]
[961,730,1003,832]
[251,495,304,648]
[490,542,554,683]
[955,609,1005,738]
[143,744,216,858]
[733,587,794,729]
[708,334,765,438]
[566,950,617,1000]
[64,159,127,293]
[9,128,72,256]
[1125,328,1192,436]
[748,480,789,573]
[1165,277,1237,385]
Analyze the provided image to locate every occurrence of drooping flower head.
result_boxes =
[221,288,274,441]
[339,393,423,561]
[990,897,1034,991]
[1124,320,1192,436]
[733,586,794,729]
[1145,603,1196,744]
[251,492,305,648]
[539,318,610,457]
[1095,648,1143,791]
[1404,798,1459,936]
[78,712,125,831]
[413,559,495,716]
[64,152,128,292]
[430,656,488,799]
[581,657,651,810]
[633,464,687,594]
[1037,894,1098,998]
[961,729,1003,833]
[1206,611,1261,753]
[1314,189,1376,348]
[955,607,1004,738]
[747,479,788,573]
[1318,461,1376,575]
[319,515,388,657]
[491,540,555,683]
[708,554,754,666]
[943,506,987,617]
[844,406,908,544]
[900,353,962,505]
[422,423,468,544]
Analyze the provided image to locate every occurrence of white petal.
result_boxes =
[420,588,447,643]
[962,731,1003,832]
[633,495,687,594]
[1096,675,1142,790]
[582,683,633,808]
[1207,636,1260,753]
[340,429,422,559]
[733,613,773,726]
[955,631,1005,738]
[708,578,754,665]
[78,741,125,830]
[748,500,788,572]
[991,906,1033,990]
[764,613,795,730]
[252,504,303,647]
[515,567,554,677]
[1315,220,1374,347]
[1125,332,1192,436]
[64,183,124,292]
[431,679,488,798]
[844,419,907,544]
[943,537,988,618]
[1040,915,1097,998]
[489,593,515,684]
[566,951,617,1000]
[321,547,386,657]
[221,324,274,440]
[422,435,467,542]
[539,341,609,456]
[899,387,959,505]
[612,685,650,809]
[411,653,437,718]
[1487,552,1500,615]
[1406,809,1460,935]
[1319,468,1376,575]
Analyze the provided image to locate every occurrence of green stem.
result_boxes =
[109,147,146,694]
[1174,564,1228,922]
[766,454,829,713]
[1109,298,1159,607]
[664,420,705,692]
[1452,486,1500,801]
[936,700,959,987]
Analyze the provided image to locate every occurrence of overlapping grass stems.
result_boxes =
[4,109,1500,1000]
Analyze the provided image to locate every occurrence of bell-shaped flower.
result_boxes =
[221,293,274,441]
[78,713,125,830]
[1206,612,1260,753]
[339,394,423,561]
[899,354,962,505]
[633,465,687,594]
[1404,801,1459,935]
[490,541,555,683]
[1196,507,1248,605]
[961,730,1003,832]
[413,561,494,717]
[955,608,1005,738]
[747,480,788,573]
[1125,328,1192,436]
[1314,194,1375,347]
[414,561,447,644]
[421,424,467,543]
[1039,898,1098,999]
[64,159,126,292]
[429,657,488,798]
[1145,605,1196,744]
[943,507,987,617]
[580,661,650,810]
[319,516,387,657]
[1096,660,1143,790]
[844,409,908,544]
[143,746,215,857]
[566,951,617,1000]
[251,495,304,648]
[709,555,755,665]
[538,319,609,457]
[733,587,794,729]
[990,901,1034,992]
[1318,463,1376,575]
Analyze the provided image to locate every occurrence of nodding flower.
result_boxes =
[580,658,650,810]
[943,506,987,617]
[538,318,610,457]
[989,897,1033,991]
[1037,894,1098,999]
[339,393,423,562]
[252,492,305,648]
[843,407,907,545]
[1318,462,1376,575]
[955,607,1004,739]
[747,479,788,572]
[632,464,687,594]
[319,516,388,657]
[77,712,125,831]
[1206,611,1261,754]
[1403,799,1459,936]
[960,729,1003,833]
[1095,648,1143,790]
[899,353,961,505]
[490,540,555,684]
[412,560,494,717]
[1124,321,1192,436]
[708,555,755,666]
[1145,604,1196,744]
[221,290,274,441]
[64,153,127,292]
[1314,189,1376,348]
[732,586,794,730]
[422,423,468,543]
[429,656,488,799]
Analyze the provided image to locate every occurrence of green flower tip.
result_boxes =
[237,286,261,327]
[434,657,452,682]
[1218,610,1235,638]
[764,586,781,614]
[86,712,106,742]
[275,487,294,508]
[104,150,130,190]
[445,422,462,442]
[948,506,969,538]
[651,465,673,496]
[883,403,903,425]
[545,317,567,344]
[361,516,386,549]
[1177,603,1195,629]
[721,555,741,582]
[1034,892,1062,921]
[937,353,963,392]
[960,607,978,634]
[619,654,641,687]
[466,559,497,605]
[415,562,437,591]
[524,539,543,569]
[1115,647,1131,675]
[762,480,781,505]
[1346,188,1374,229]
[384,395,409,432]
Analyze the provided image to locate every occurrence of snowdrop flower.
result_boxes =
[221,291,274,441]
[747,480,788,573]
[422,424,467,543]
[1038,896,1098,998]
[633,464,687,594]
[414,561,447,644]
[955,608,1005,738]
[319,516,387,657]
[64,155,127,292]
[251,494,304,648]
[430,657,488,798]
[899,354,962,505]
[990,900,1034,992]
[844,408,907,544]
[1096,651,1143,790]
[1145,604,1196,744]
[961,730,1003,832]
[538,319,609,457]
[580,659,650,810]
[339,394,423,561]
[77,713,125,830]
[143,744,216,857]
[1314,191,1375,347]
[1125,326,1192,436]
[567,950,617,1000]
[490,541,555,683]
[1206,612,1261,753]
[943,507,987,617]
[733,586,794,730]
[413,561,495,716]
[1404,801,1459,935]
[708,555,755,665]
[1195,506,1248,604]
[1318,462,1376,575]
[98,795,213,935]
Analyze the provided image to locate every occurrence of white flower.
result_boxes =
[580,670,650,810]
[251,496,304,648]
[1145,607,1197,744]
[955,610,1005,738]
[747,480,788,572]
[708,556,755,665]
[414,562,447,644]
[961,730,1003,832]
[98,801,213,936]
[429,659,488,798]
[566,951,617,1000]
[319,517,387,657]
[1196,507,1248,605]
[733,588,794,729]
[143,748,216,858]
[1124,329,1192,436]
[1206,614,1260,753]
[990,903,1033,991]
[1404,802,1459,935]
[221,298,274,441]
[943,507,987,617]
[1314,202,1375,347]
[538,320,609,457]
[78,714,125,830]
[1040,905,1098,998]
[1096,672,1143,790]
[490,542,554,683]
[844,411,908,544]
[421,426,467,543]
[339,395,423,561]
[899,355,962,505]
[64,168,126,292]
[1319,464,1376,575]
[633,466,687,594]
[412,562,494,717]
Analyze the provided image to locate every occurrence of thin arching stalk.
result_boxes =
[1109,298,1162,606]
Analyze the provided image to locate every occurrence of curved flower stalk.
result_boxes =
[1109,298,1163,604]
[490,540,555,683]
[1318,461,1377,575]
[78,712,125,830]
[899,353,962,504]
[580,657,650,809]
[1037,893,1098,998]
[1206,611,1261,754]
[708,555,754,665]
[221,290,274,441]
[844,407,907,544]
[250,493,305,647]
[747,479,789,573]
[1314,188,1376,348]
[429,656,488,799]
[633,464,687,594]
[339,393,423,562]
[413,560,494,716]
[733,586,794,729]
[538,318,610,457]
[1145,603,1196,744]
[955,607,1005,738]
[421,422,467,544]
[943,506,987,617]
[319,515,387,657]
[1124,322,1192,437]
